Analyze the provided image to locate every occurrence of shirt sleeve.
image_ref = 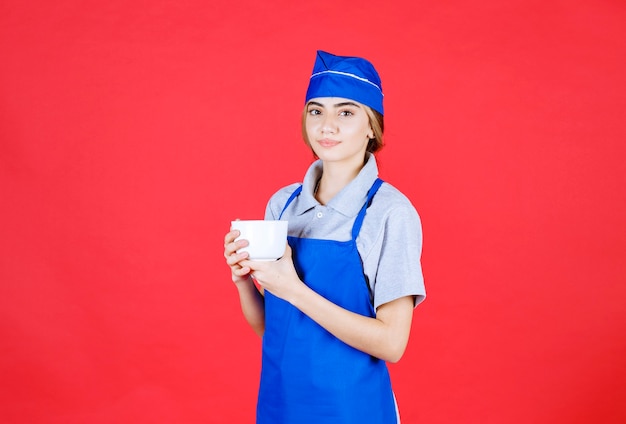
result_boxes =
[372,202,426,310]
[264,199,277,220]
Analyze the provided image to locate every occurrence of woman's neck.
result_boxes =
[315,158,366,205]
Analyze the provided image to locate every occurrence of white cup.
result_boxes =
[231,220,288,261]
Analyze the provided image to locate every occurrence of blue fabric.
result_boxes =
[257,178,396,423]
[305,50,384,115]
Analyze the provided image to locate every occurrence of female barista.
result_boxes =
[223,50,426,423]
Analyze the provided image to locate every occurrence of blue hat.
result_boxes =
[305,50,384,115]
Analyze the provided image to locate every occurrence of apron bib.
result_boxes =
[257,178,397,423]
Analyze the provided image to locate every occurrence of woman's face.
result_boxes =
[305,97,374,167]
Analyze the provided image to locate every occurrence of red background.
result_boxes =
[1,1,625,423]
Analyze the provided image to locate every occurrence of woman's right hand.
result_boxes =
[224,229,253,285]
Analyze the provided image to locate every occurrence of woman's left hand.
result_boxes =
[241,244,303,302]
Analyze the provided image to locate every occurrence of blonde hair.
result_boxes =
[301,103,385,156]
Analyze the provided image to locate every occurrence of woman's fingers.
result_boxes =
[226,250,249,266]
[223,229,254,285]
[224,231,250,270]
[224,230,249,258]
[233,265,251,276]
[224,229,239,244]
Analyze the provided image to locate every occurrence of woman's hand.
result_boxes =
[223,229,253,285]
[241,244,303,302]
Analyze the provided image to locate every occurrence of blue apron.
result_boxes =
[257,178,397,423]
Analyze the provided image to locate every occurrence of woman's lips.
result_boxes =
[318,139,340,148]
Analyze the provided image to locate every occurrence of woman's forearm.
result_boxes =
[288,284,414,363]
[235,278,265,337]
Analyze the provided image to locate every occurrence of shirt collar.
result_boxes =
[293,153,380,217]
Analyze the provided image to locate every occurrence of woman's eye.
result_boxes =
[308,109,321,116]
[339,110,354,117]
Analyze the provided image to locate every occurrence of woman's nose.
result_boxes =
[321,114,337,134]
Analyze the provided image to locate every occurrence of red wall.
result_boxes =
[1,1,625,423]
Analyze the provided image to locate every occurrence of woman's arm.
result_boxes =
[243,245,414,362]
[224,230,265,337]
[292,286,414,363]
[233,277,265,337]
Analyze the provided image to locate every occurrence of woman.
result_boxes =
[223,50,426,423]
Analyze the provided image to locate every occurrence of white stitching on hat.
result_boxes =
[310,70,383,94]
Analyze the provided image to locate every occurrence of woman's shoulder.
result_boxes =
[363,181,422,233]
[269,182,302,203]
[265,182,303,218]
[375,181,420,216]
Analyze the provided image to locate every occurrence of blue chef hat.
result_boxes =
[305,50,384,115]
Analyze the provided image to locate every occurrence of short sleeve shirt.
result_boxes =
[265,154,426,310]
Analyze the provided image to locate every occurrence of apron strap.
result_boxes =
[351,178,384,241]
[278,185,303,220]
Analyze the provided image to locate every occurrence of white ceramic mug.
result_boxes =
[231,220,288,261]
